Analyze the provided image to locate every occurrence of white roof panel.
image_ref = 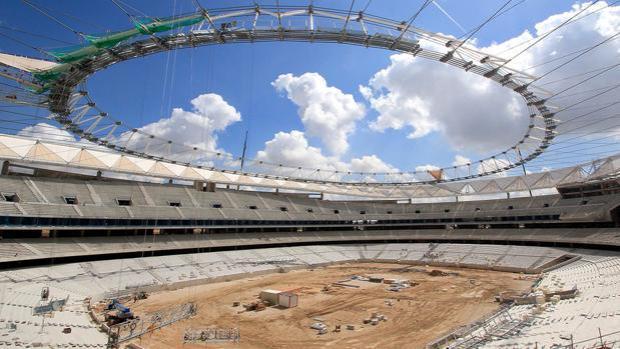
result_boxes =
[0,53,59,72]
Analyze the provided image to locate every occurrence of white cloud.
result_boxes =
[452,155,471,166]
[348,154,415,182]
[349,155,399,173]
[137,93,240,153]
[118,93,241,164]
[15,93,241,166]
[413,164,442,181]
[486,2,619,72]
[255,131,409,181]
[415,164,440,172]
[361,53,525,153]
[17,123,76,143]
[272,73,365,155]
[483,1,620,150]
[361,1,620,157]
[255,130,344,173]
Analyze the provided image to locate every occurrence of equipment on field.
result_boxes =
[105,299,135,326]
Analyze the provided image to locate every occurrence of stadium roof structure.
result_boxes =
[0,5,559,183]
[0,133,617,198]
[0,2,617,194]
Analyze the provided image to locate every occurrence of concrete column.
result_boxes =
[1,161,9,175]
[205,182,216,192]
[194,181,205,191]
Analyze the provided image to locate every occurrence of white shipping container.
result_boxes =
[260,289,282,305]
[277,292,299,308]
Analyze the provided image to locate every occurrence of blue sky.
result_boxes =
[1,0,617,176]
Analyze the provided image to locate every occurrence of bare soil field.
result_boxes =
[128,262,532,349]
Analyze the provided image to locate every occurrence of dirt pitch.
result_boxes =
[128,262,532,349]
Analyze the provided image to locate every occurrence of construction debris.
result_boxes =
[332,282,360,288]
[132,291,148,301]
[310,322,328,335]
[366,312,389,327]
[243,301,267,312]
[496,287,578,306]
[386,279,412,292]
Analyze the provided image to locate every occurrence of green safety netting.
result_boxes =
[133,14,204,34]
[33,12,207,90]
[83,29,141,49]
[33,69,63,84]
[47,44,104,64]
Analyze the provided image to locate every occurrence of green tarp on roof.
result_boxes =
[133,14,204,34]
[35,12,207,88]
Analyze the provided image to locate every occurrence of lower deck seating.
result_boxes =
[0,243,616,348]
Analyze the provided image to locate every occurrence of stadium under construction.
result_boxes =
[0,1,619,348]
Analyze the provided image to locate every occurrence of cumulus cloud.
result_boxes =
[15,93,241,164]
[117,93,241,164]
[349,155,399,173]
[452,155,471,166]
[272,73,365,155]
[415,164,440,172]
[360,1,620,157]
[256,130,341,171]
[255,131,411,181]
[485,1,620,137]
[348,155,417,182]
[360,53,525,153]
[484,2,619,72]
[409,164,442,181]
[17,123,76,143]
[135,93,240,152]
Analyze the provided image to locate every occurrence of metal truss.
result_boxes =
[6,5,559,185]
